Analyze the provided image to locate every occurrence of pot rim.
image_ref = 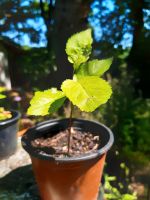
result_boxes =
[21,118,114,163]
[0,110,21,126]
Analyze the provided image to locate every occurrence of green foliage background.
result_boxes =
[94,63,150,164]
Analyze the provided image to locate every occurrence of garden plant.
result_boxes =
[22,29,114,200]
[27,29,113,155]
[0,87,12,121]
[104,163,137,200]
[0,87,20,160]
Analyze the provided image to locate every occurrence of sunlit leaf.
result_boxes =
[0,87,6,93]
[0,107,12,121]
[27,88,66,116]
[66,29,93,70]
[76,58,113,77]
[122,194,137,200]
[61,76,112,112]
[0,94,6,99]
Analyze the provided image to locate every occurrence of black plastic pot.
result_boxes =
[22,118,114,162]
[22,118,114,200]
[0,110,21,160]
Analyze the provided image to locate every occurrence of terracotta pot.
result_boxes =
[18,128,28,137]
[0,110,20,160]
[22,118,114,200]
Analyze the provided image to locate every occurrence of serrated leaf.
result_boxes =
[0,94,6,99]
[76,58,113,77]
[66,29,93,70]
[27,88,66,116]
[61,76,112,112]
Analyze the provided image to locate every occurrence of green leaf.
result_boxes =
[0,107,12,121]
[0,87,6,93]
[61,76,112,112]
[27,88,66,116]
[76,58,113,77]
[66,29,93,70]
[0,94,6,99]
[48,96,66,114]
[122,194,137,200]
[0,87,6,99]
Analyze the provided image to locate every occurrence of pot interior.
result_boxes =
[22,118,114,163]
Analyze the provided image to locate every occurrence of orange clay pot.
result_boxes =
[22,118,114,200]
[17,128,28,137]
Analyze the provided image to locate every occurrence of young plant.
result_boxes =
[27,29,113,154]
[0,87,12,121]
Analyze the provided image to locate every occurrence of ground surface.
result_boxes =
[0,138,39,200]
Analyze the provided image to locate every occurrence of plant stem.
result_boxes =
[67,101,74,155]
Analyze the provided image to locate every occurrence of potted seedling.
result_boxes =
[22,29,114,200]
[0,87,20,160]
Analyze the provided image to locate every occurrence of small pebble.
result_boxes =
[94,136,99,141]
[62,146,68,151]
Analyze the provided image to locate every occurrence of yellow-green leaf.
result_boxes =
[76,58,113,77]
[0,94,6,99]
[27,88,66,116]
[0,87,6,93]
[0,87,6,99]
[66,29,93,70]
[61,76,112,112]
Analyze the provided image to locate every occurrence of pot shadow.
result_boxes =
[0,165,40,200]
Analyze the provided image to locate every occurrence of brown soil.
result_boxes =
[31,129,100,158]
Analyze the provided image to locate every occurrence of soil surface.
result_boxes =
[32,129,100,158]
